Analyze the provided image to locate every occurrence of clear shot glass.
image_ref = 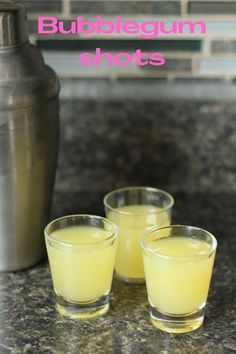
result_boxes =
[45,215,118,319]
[141,225,217,333]
[103,187,174,283]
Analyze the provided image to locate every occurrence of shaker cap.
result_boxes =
[0,2,28,47]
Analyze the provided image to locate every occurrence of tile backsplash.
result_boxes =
[16,0,236,80]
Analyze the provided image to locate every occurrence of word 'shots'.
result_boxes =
[38,16,206,67]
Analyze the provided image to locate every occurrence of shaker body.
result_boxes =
[0,3,60,271]
[0,101,59,271]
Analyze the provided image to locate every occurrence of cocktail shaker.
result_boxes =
[0,3,60,271]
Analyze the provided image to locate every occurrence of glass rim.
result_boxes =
[141,224,217,260]
[44,214,118,247]
[103,186,174,215]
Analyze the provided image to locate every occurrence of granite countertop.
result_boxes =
[0,100,235,353]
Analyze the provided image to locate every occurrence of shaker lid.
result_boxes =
[0,2,28,47]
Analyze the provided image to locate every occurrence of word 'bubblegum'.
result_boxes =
[38,16,206,39]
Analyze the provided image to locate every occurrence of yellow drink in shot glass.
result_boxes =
[141,225,217,333]
[45,215,118,319]
[104,187,174,283]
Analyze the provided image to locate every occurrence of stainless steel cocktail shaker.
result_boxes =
[0,3,60,271]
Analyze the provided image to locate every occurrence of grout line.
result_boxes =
[191,56,196,74]
[41,49,236,61]
[33,35,206,40]
[56,0,236,2]
[63,0,71,17]
[28,13,63,19]
[47,71,220,79]
[41,50,202,59]
[181,0,188,17]
[27,14,236,21]
[28,0,183,1]
[203,38,211,57]
[32,33,236,40]
[186,0,236,2]
[31,31,206,40]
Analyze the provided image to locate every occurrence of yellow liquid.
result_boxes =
[143,237,216,315]
[108,205,170,280]
[46,226,117,303]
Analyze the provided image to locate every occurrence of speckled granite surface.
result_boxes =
[53,100,236,216]
[0,100,235,353]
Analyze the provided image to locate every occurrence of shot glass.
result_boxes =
[141,225,217,333]
[103,187,174,283]
[45,215,118,319]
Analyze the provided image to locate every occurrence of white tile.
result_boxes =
[198,59,236,74]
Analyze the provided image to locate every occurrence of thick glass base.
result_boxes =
[150,306,204,333]
[55,292,109,319]
[115,271,145,284]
